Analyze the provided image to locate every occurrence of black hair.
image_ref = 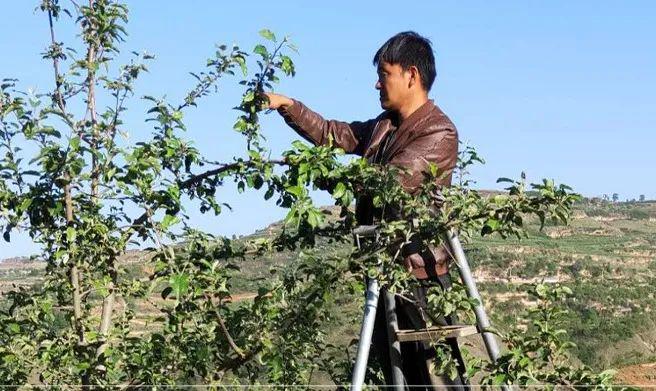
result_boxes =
[373,31,436,91]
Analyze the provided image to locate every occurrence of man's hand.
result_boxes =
[403,253,425,273]
[262,92,294,110]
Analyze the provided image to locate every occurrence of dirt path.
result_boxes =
[226,292,259,302]
[615,362,656,388]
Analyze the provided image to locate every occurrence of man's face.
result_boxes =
[376,62,411,111]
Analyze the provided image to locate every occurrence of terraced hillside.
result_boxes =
[470,199,656,371]
[2,198,655,384]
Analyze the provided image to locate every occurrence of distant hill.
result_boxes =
[0,255,33,265]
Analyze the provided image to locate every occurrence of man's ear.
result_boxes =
[407,65,421,89]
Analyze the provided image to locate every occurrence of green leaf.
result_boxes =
[535,283,549,298]
[258,29,276,42]
[170,273,189,298]
[253,44,268,59]
[234,55,247,76]
[8,323,20,334]
[291,140,306,150]
[252,174,264,190]
[427,162,440,177]
[20,198,32,212]
[264,187,274,200]
[284,208,299,226]
[307,209,322,228]
[598,369,617,378]
[75,362,90,374]
[485,218,500,231]
[286,185,304,198]
[280,55,295,77]
[248,150,261,160]
[243,90,255,103]
[493,373,507,385]
[66,226,76,243]
[233,117,248,132]
[70,136,81,150]
[333,182,346,199]
[161,214,179,230]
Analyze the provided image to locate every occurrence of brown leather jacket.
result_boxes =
[279,99,458,278]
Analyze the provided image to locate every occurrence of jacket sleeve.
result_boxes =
[278,99,375,155]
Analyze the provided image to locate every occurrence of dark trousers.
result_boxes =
[371,274,469,390]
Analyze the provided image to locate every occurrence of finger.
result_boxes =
[403,257,413,273]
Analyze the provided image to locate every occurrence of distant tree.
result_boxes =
[612,193,619,202]
[640,194,646,202]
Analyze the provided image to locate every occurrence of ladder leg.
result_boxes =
[445,231,501,361]
[383,290,406,390]
[351,278,380,391]
[446,231,513,391]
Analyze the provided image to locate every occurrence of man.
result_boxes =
[264,31,466,389]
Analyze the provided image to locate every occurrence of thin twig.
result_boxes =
[46,3,75,129]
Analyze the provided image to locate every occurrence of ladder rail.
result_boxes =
[350,278,380,391]
[445,230,501,362]
[384,290,406,390]
[350,225,381,391]
[446,230,512,391]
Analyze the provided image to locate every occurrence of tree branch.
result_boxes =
[63,176,84,344]
[84,0,100,200]
[179,158,285,189]
[48,3,84,343]
[121,158,286,242]
[220,345,262,373]
[212,297,245,359]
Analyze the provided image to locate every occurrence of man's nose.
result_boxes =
[375,80,381,90]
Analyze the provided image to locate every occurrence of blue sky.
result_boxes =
[1,1,655,258]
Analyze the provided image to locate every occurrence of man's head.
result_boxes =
[373,31,436,111]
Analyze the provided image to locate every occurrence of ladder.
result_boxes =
[350,225,506,391]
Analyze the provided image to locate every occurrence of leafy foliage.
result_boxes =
[478,284,622,389]
[0,1,624,388]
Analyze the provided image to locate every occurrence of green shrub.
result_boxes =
[627,209,650,220]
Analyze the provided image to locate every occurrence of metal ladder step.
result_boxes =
[395,325,478,342]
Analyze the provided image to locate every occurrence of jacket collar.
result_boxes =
[381,100,437,161]
[365,100,437,162]
[395,99,435,132]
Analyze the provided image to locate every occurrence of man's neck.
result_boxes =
[397,94,430,122]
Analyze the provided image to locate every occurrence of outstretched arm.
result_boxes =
[264,92,375,156]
